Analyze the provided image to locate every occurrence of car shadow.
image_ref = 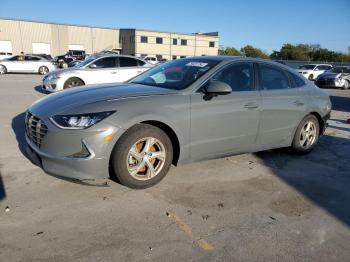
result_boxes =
[0,171,5,201]
[11,112,29,159]
[34,85,50,94]
[254,134,350,226]
[330,95,350,112]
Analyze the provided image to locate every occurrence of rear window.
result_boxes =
[119,57,138,67]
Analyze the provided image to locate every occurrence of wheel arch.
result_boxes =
[64,76,85,87]
[140,120,181,166]
[309,111,324,132]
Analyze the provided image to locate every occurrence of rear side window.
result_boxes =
[289,73,306,87]
[119,57,138,67]
[25,56,41,61]
[212,62,255,92]
[259,64,291,90]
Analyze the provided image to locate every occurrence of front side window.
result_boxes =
[119,57,138,67]
[141,36,148,43]
[8,56,20,61]
[289,72,306,87]
[130,58,219,90]
[181,39,187,46]
[156,37,163,44]
[299,64,316,70]
[211,62,255,92]
[259,64,291,90]
[90,57,117,68]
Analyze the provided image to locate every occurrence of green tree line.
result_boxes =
[219,44,350,62]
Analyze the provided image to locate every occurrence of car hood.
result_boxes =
[317,72,343,79]
[29,83,177,117]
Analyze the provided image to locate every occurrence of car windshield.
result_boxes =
[299,65,316,70]
[74,56,96,68]
[330,67,350,74]
[130,58,219,90]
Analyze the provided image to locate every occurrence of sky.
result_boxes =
[1,0,350,54]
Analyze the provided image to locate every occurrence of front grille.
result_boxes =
[25,111,48,148]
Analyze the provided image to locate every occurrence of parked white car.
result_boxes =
[0,55,56,75]
[298,64,332,80]
[143,56,159,65]
[42,54,153,92]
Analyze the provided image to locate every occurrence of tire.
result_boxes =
[342,80,350,90]
[291,115,320,154]
[0,64,7,74]
[111,124,173,189]
[38,66,49,75]
[308,74,314,81]
[63,77,84,89]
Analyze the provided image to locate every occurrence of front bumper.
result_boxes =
[315,78,345,88]
[42,77,64,92]
[25,116,123,180]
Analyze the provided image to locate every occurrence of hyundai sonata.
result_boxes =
[25,57,331,188]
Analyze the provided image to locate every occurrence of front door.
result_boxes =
[190,62,261,160]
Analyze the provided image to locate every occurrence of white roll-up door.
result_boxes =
[68,45,84,51]
[0,41,13,53]
[32,43,51,54]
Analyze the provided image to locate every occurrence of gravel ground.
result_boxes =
[0,74,349,262]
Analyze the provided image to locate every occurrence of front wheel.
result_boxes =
[342,80,349,90]
[291,115,320,154]
[63,77,84,89]
[308,74,314,81]
[111,124,173,189]
[0,64,7,74]
[39,66,49,75]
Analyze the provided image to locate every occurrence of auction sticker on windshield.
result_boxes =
[186,62,208,67]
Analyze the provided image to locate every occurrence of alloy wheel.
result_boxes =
[126,137,166,181]
[68,81,80,87]
[39,67,49,75]
[299,121,317,149]
[0,65,5,74]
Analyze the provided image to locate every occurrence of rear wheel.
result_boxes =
[63,77,84,89]
[308,74,314,80]
[38,66,49,75]
[291,115,320,154]
[111,124,173,189]
[0,64,7,74]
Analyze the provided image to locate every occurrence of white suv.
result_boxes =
[298,64,332,80]
[42,55,153,92]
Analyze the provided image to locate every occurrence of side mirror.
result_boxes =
[89,64,97,69]
[203,80,232,101]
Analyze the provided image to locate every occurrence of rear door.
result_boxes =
[24,56,42,72]
[116,57,148,82]
[257,63,308,148]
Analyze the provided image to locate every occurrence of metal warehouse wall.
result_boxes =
[0,18,121,56]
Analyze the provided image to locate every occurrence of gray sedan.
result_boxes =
[25,56,331,188]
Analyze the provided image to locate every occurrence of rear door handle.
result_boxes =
[244,102,259,109]
[293,100,304,106]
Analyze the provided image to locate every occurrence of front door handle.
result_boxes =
[110,71,117,74]
[293,100,304,106]
[244,103,259,109]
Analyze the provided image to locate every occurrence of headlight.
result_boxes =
[50,111,116,129]
[47,74,60,80]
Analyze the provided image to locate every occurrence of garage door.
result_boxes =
[32,43,51,55]
[68,45,84,51]
[0,41,13,53]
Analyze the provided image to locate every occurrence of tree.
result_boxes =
[219,47,241,56]
[240,45,269,59]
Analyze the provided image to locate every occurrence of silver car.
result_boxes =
[25,57,331,188]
